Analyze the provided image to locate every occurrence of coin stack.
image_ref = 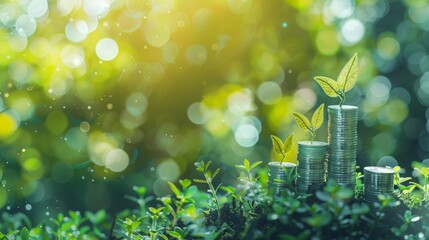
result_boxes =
[297,141,328,194]
[327,105,358,192]
[268,162,297,195]
[363,166,395,210]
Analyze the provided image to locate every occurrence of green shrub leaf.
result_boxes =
[314,76,341,97]
[283,133,294,154]
[179,179,191,189]
[292,112,311,132]
[21,227,30,240]
[270,135,284,155]
[244,159,250,169]
[168,182,181,198]
[311,103,324,130]
[337,53,358,93]
[250,161,262,169]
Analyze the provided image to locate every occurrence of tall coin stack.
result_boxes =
[268,162,297,195]
[327,105,359,192]
[363,166,395,211]
[297,141,328,194]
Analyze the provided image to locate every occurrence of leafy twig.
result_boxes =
[194,161,222,223]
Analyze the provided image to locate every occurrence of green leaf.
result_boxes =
[168,231,183,239]
[283,133,294,154]
[311,103,324,130]
[179,179,191,189]
[184,186,198,198]
[410,182,424,190]
[159,234,170,240]
[6,230,19,237]
[249,161,262,170]
[21,227,30,240]
[132,186,146,196]
[220,186,236,194]
[416,167,429,178]
[235,165,247,170]
[204,161,212,171]
[168,182,181,198]
[337,53,359,93]
[292,112,311,132]
[244,159,250,169]
[270,135,284,155]
[193,179,207,184]
[314,76,341,98]
[211,168,220,179]
[393,166,401,173]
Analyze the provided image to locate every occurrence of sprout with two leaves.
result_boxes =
[314,53,359,107]
[292,103,324,143]
[270,133,294,164]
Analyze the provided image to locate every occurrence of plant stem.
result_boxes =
[339,93,345,107]
[205,173,221,222]
[172,198,185,227]
[310,131,316,144]
[247,170,252,182]
[280,154,285,164]
[425,176,428,201]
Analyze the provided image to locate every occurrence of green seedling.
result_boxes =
[292,103,324,142]
[270,133,294,164]
[314,53,359,106]
[194,160,222,223]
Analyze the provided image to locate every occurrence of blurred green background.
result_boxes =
[0,0,429,222]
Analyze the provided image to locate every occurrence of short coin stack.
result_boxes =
[363,166,395,210]
[268,162,297,195]
[297,141,328,194]
[327,105,358,192]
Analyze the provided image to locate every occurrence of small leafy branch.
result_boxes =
[235,159,262,184]
[410,166,429,201]
[314,53,359,106]
[270,133,294,164]
[292,103,324,142]
[194,160,222,222]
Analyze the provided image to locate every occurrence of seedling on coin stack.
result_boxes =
[293,104,329,194]
[268,133,297,195]
[314,54,359,192]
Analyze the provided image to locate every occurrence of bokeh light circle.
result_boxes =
[256,81,282,105]
[340,19,365,45]
[96,38,119,61]
[186,45,208,66]
[156,159,180,181]
[234,124,259,148]
[15,14,37,37]
[105,148,129,172]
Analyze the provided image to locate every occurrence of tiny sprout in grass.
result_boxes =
[314,53,359,106]
[293,103,324,142]
[270,133,294,164]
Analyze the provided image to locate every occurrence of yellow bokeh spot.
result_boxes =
[379,99,409,125]
[0,112,18,138]
[22,157,41,172]
[287,0,312,10]
[204,110,229,137]
[377,33,400,59]
[228,0,253,14]
[45,111,68,135]
[316,29,340,56]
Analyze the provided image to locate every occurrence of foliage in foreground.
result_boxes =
[1,160,429,240]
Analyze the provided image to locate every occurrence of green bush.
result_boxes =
[1,160,428,240]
